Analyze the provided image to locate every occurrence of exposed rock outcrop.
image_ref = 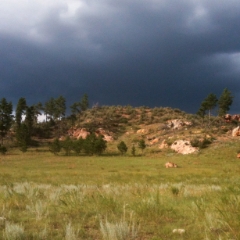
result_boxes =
[137,129,148,134]
[68,127,114,142]
[159,140,168,149]
[95,128,114,142]
[171,140,198,154]
[149,138,159,145]
[68,128,90,139]
[232,126,240,137]
[167,119,192,130]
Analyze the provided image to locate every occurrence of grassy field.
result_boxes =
[0,139,240,239]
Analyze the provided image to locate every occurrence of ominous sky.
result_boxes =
[1,0,240,113]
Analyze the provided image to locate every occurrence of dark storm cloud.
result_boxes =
[1,0,240,113]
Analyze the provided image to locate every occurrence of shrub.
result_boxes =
[3,222,25,239]
[61,136,73,156]
[117,141,128,155]
[131,145,136,156]
[83,133,107,155]
[72,138,84,155]
[49,138,61,155]
[138,139,146,153]
[0,145,7,154]
[190,137,212,149]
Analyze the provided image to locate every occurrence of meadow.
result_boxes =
[0,139,240,240]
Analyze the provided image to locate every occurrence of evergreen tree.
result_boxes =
[218,88,234,116]
[61,136,73,156]
[54,95,66,120]
[44,97,55,122]
[196,106,206,118]
[83,133,107,155]
[138,139,146,153]
[49,138,62,155]
[33,102,43,124]
[131,145,136,156]
[70,94,89,115]
[15,97,27,129]
[0,98,13,145]
[44,96,66,121]
[72,137,84,155]
[16,123,30,152]
[80,94,89,112]
[25,106,35,137]
[94,135,107,155]
[197,93,218,119]
[117,141,128,155]
[83,133,97,155]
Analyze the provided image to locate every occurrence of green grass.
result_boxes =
[0,140,240,239]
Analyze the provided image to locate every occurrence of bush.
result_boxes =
[49,138,61,155]
[190,137,212,149]
[72,138,84,155]
[0,145,7,154]
[83,133,107,155]
[61,137,73,156]
[117,141,128,155]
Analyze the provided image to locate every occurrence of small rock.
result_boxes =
[173,229,185,234]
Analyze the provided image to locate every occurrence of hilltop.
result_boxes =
[46,105,237,156]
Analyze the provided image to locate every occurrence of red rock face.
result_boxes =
[68,127,114,142]
[67,127,90,139]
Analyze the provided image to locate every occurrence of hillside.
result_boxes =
[57,105,237,156]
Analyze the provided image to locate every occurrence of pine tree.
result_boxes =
[54,95,66,120]
[61,136,73,156]
[72,137,84,155]
[70,94,89,115]
[44,98,55,122]
[94,135,107,155]
[197,93,218,126]
[83,133,97,155]
[49,138,62,155]
[25,106,35,137]
[16,123,30,152]
[218,88,234,116]
[138,139,146,153]
[117,141,128,155]
[0,98,13,145]
[15,97,27,129]
[33,102,43,124]
[80,94,89,112]
[131,145,136,156]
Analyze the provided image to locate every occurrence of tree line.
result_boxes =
[197,88,234,126]
[0,94,89,153]
[0,88,235,154]
[49,136,146,156]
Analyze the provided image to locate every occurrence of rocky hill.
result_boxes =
[58,105,237,155]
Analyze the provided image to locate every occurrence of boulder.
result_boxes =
[171,140,198,154]
[149,138,159,145]
[137,129,147,134]
[232,126,240,137]
[96,128,114,142]
[159,140,168,149]
[167,119,192,130]
[165,162,178,168]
